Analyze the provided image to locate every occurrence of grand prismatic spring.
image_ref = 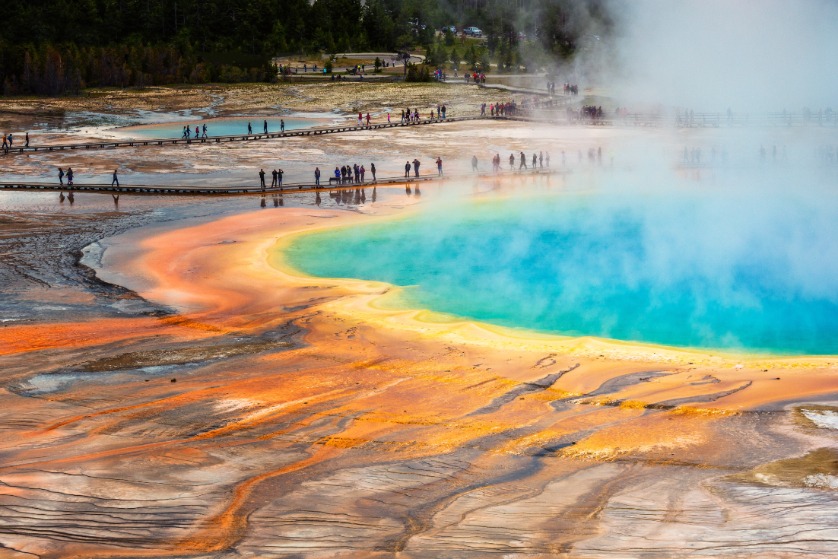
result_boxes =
[1,2,838,558]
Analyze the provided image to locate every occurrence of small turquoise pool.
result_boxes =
[285,190,838,355]
[121,117,319,138]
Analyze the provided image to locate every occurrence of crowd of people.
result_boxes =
[465,72,486,84]
[181,124,208,139]
[331,162,376,185]
[486,101,518,116]
[2,131,31,153]
[400,104,447,123]
[571,105,606,122]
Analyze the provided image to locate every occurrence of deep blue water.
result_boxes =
[285,193,838,354]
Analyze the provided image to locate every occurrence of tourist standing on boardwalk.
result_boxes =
[413,158,420,177]
[404,161,411,177]
[532,153,537,168]
[509,153,514,169]
[472,155,478,171]
[259,168,266,189]
[436,157,443,175]
[24,132,29,147]
[271,169,278,187]
[314,167,321,186]
[58,167,64,185]
[202,124,208,138]
[277,168,283,187]
[1,134,7,153]
[520,152,527,169]
[248,122,253,135]
[281,119,285,132]
[263,120,268,134]
[111,169,119,187]
[360,165,366,182]
[334,167,341,183]
[67,168,74,186]
[370,162,376,182]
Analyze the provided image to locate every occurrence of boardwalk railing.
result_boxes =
[0,116,488,157]
[0,168,570,196]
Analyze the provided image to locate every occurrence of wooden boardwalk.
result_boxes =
[0,169,568,197]
[0,116,497,157]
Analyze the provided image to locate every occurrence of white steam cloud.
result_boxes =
[611,0,838,112]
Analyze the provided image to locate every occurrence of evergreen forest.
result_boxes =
[0,0,611,96]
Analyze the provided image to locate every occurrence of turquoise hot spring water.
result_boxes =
[285,188,838,355]
[123,117,319,138]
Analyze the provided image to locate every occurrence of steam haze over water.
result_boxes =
[287,163,838,355]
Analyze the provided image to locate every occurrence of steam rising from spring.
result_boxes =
[612,0,838,111]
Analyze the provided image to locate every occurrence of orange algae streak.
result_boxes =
[0,315,214,357]
[0,318,153,356]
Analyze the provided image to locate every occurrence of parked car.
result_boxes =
[463,26,482,37]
